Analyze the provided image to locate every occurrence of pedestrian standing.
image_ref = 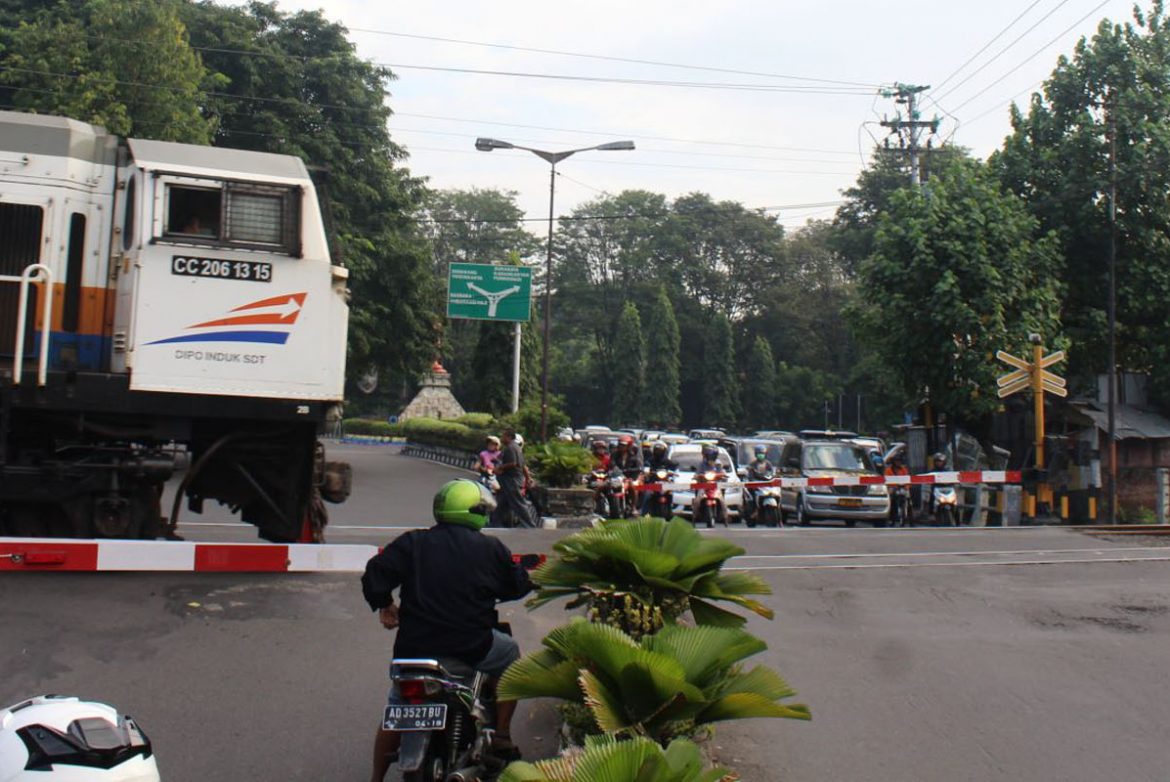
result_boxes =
[494,428,538,528]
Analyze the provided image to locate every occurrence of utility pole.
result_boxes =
[879,83,939,186]
[1106,97,1119,525]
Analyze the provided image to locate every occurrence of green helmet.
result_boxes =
[433,479,496,530]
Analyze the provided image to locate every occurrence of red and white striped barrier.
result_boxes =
[0,538,378,573]
[640,470,1022,493]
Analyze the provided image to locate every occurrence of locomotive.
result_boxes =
[0,111,350,542]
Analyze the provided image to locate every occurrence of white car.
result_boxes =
[666,444,744,520]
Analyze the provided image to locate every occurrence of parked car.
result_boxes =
[666,443,743,520]
[779,438,889,527]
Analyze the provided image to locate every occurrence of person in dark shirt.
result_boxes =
[494,427,537,527]
[361,479,535,781]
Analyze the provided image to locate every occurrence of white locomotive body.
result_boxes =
[0,111,350,541]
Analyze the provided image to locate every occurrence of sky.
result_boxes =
[227,0,1135,229]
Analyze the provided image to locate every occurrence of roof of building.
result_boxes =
[1072,402,1170,440]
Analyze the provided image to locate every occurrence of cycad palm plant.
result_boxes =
[498,618,810,745]
[528,516,772,636]
[500,735,738,782]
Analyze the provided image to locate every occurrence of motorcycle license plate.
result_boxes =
[383,703,447,731]
[838,498,863,508]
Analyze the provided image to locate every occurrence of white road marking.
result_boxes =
[731,546,1168,561]
[727,555,1170,571]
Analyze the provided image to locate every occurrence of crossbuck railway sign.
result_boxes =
[446,262,532,322]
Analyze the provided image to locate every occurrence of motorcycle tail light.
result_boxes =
[397,678,441,703]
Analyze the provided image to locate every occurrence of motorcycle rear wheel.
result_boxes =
[762,505,780,528]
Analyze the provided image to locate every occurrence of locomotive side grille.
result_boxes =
[0,203,44,357]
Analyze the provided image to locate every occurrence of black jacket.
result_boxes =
[361,524,534,664]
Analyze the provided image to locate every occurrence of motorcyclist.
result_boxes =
[474,435,502,490]
[745,444,776,522]
[639,441,677,515]
[691,444,728,527]
[925,451,949,516]
[884,449,912,526]
[611,434,643,478]
[590,439,612,472]
[362,479,535,781]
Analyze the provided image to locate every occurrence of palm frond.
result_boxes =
[696,692,812,724]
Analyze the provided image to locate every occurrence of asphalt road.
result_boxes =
[7,451,1170,781]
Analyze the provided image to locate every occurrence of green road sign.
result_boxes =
[447,262,533,322]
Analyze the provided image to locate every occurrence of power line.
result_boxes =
[932,0,1045,95]
[415,200,844,225]
[935,0,1074,102]
[950,0,1112,113]
[348,28,881,88]
[378,62,875,94]
[962,79,1046,126]
[394,111,859,155]
[60,31,875,95]
[390,126,859,164]
[419,144,859,176]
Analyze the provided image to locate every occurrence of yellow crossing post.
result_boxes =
[997,334,1066,518]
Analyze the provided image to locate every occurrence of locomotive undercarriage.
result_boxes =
[0,370,328,542]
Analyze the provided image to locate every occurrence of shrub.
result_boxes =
[528,516,773,632]
[528,441,595,488]
[498,619,809,746]
[498,396,570,444]
[397,418,483,451]
[455,412,497,429]
[500,735,737,782]
[342,419,400,437]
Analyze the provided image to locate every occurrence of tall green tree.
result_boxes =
[741,336,777,430]
[611,302,647,426]
[701,313,739,427]
[775,362,836,430]
[852,158,1064,428]
[642,288,682,428]
[992,2,1170,406]
[0,0,218,142]
[181,2,440,393]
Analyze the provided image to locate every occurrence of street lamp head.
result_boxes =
[475,137,514,151]
[595,140,635,151]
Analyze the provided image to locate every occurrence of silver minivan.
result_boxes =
[779,439,890,527]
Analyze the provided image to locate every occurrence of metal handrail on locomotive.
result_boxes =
[0,111,351,542]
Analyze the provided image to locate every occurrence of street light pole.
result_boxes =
[476,137,635,441]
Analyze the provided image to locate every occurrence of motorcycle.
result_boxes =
[384,555,544,782]
[691,469,727,528]
[748,479,782,528]
[932,484,959,527]
[641,466,675,519]
[477,470,500,494]
[889,484,912,527]
[590,468,630,519]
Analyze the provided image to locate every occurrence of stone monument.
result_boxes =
[399,361,466,421]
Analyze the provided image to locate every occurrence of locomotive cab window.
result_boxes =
[166,186,220,238]
[162,180,301,256]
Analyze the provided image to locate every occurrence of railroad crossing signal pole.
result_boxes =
[997,335,1067,518]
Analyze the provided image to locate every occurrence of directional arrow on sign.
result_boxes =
[1039,350,1066,369]
[997,378,1031,398]
[997,368,1029,388]
[1041,380,1068,397]
[996,350,1030,371]
[1039,369,1066,388]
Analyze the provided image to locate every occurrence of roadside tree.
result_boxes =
[852,158,1064,429]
